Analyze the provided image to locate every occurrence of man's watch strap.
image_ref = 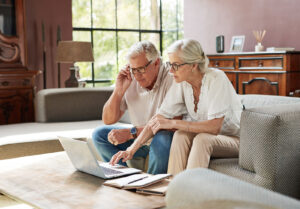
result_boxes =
[130,126,137,139]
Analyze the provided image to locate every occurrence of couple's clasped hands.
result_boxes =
[109,115,172,165]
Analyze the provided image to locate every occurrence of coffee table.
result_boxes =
[0,152,165,209]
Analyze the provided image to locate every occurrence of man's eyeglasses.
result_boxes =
[166,62,190,71]
[130,60,152,74]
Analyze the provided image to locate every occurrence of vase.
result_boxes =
[255,42,264,52]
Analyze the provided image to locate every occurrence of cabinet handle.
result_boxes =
[2,81,9,86]
[258,61,263,67]
[215,61,219,67]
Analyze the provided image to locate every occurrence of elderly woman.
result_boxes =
[110,39,243,175]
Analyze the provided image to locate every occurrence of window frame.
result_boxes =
[73,0,182,87]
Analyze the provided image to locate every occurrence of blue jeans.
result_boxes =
[92,125,174,174]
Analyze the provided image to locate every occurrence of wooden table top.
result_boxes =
[0,152,165,209]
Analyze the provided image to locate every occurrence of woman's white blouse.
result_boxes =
[158,68,243,136]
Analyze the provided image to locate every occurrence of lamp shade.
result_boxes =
[56,41,94,63]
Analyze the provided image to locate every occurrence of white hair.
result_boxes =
[167,39,209,73]
[126,41,160,62]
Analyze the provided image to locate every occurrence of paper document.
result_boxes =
[104,173,171,189]
[136,179,170,196]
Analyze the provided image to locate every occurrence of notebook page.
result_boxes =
[104,174,149,188]
[124,174,171,189]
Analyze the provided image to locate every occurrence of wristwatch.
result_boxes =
[130,126,137,139]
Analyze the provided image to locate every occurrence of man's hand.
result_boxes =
[109,150,134,165]
[108,129,131,145]
[148,114,173,134]
[115,65,132,95]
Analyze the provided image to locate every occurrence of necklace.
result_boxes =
[192,86,200,113]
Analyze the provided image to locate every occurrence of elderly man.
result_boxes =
[92,41,174,174]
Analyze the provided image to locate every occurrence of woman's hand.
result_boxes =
[109,150,134,166]
[148,114,173,134]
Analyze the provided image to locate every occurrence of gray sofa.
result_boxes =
[0,87,299,200]
[209,95,300,199]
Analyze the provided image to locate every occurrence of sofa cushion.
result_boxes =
[209,158,278,192]
[239,94,300,109]
[239,102,300,198]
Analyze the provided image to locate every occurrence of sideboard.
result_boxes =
[207,51,300,96]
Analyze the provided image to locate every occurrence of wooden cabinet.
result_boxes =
[0,0,39,125]
[207,52,300,96]
[0,70,37,124]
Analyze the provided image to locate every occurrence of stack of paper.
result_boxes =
[104,173,171,195]
[136,179,170,196]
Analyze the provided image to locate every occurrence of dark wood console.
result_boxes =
[207,51,300,96]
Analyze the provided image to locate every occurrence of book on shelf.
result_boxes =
[103,173,171,190]
[266,47,295,52]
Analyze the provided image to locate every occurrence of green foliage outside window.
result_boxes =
[72,0,183,87]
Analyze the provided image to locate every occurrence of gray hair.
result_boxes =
[126,41,160,62]
[167,39,209,73]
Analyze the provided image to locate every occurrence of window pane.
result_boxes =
[93,0,116,28]
[178,30,184,40]
[72,0,91,28]
[117,0,139,29]
[141,33,160,54]
[73,31,91,42]
[73,31,92,79]
[140,0,160,30]
[178,0,184,31]
[93,31,117,80]
[162,32,177,61]
[118,32,139,68]
[94,82,114,87]
[162,0,177,30]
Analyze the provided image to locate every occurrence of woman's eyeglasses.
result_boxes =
[166,62,190,71]
[130,60,152,74]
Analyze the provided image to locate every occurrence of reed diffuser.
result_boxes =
[253,30,266,52]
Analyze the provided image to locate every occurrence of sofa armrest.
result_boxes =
[166,168,300,209]
[35,87,113,122]
[239,102,300,198]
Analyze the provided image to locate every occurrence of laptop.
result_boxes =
[58,136,141,179]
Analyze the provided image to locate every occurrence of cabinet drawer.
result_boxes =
[238,57,283,70]
[0,78,32,88]
[238,73,285,95]
[209,58,235,69]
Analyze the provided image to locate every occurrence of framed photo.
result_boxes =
[230,36,245,52]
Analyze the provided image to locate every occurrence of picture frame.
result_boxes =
[230,35,245,52]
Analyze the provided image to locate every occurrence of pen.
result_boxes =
[127,176,149,184]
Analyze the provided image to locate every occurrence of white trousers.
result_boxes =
[168,130,240,175]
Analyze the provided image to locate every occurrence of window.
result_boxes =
[72,0,183,87]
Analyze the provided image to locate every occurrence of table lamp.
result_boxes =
[56,41,94,87]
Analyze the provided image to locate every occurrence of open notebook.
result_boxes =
[136,179,170,196]
[103,173,171,190]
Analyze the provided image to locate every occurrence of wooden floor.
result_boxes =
[0,193,33,209]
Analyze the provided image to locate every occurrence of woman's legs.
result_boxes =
[167,130,196,175]
[187,133,240,169]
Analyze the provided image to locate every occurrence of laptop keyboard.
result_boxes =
[100,165,123,176]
